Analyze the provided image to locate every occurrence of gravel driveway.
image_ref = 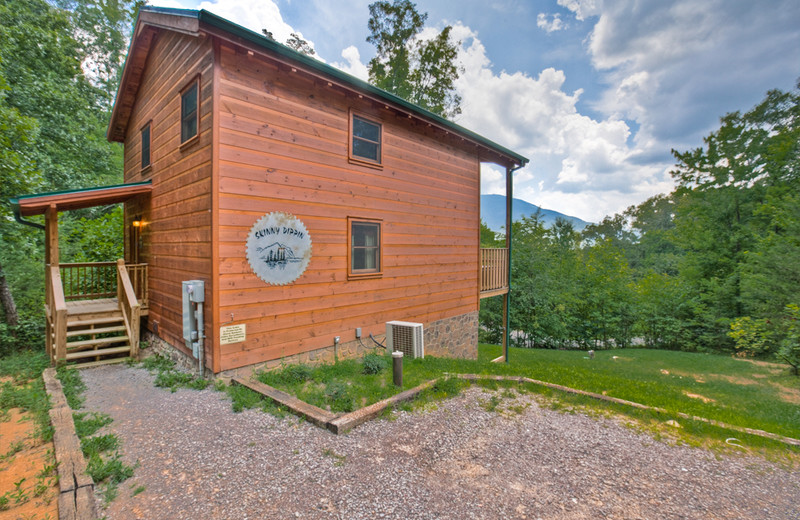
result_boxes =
[80,364,799,520]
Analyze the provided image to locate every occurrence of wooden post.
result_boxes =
[504,166,513,364]
[45,205,60,363]
[45,204,59,267]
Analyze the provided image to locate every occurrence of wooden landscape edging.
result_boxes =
[452,373,800,447]
[231,376,436,435]
[237,372,800,446]
[42,368,98,520]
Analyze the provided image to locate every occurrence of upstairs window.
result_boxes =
[348,217,382,278]
[141,122,151,170]
[181,78,199,144]
[350,112,381,165]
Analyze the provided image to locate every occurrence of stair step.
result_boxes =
[66,345,131,361]
[66,325,126,337]
[66,335,130,349]
[68,357,132,369]
[67,315,123,327]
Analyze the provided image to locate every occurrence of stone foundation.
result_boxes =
[142,310,479,378]
[219,337,381,380]
[141,331,208,376]
[423,311,479,359]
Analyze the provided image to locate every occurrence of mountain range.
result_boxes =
[480,194,591,233]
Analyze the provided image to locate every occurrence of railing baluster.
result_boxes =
[479,248,509,295]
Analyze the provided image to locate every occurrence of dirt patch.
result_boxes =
[772,383,800,405]
[733,358,786,374]
[684,391,716,404]
[0,409,59,520]
[705,374,760,386]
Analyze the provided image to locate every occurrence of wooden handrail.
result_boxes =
[49,265,68,363]
[58,262,117,268]
[116,260,141,358]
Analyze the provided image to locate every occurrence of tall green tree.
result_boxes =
[0,0,131,349]
[671,82,800,351]
[366,0,462,118]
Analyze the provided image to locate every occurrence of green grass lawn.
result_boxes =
[256,345,800,449]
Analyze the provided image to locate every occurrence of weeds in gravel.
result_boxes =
[321,448,347,467]
[57,369,135,509]
[226,384,288,416]
[138,354,210,392]
[73,411,113,438]
[57,365,86,409]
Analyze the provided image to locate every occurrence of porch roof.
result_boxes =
[10,181,152,217]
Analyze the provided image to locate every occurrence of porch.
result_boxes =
[11,181,152,367]
[47,261,149,367]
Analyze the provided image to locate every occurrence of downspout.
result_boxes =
[13,209,45,231]
[505,163,524,364]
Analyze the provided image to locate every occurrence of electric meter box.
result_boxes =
[182,280,205,355]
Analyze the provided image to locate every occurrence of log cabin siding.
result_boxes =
[215,43,480,370]
[123,31,215,363]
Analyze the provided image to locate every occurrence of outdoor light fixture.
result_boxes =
[132,216,143,228]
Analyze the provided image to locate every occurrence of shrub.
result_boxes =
[324,381,355,412]
[361,352,388,375]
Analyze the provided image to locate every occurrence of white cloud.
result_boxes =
[331,46,369,81]
[148,0,321,57]
[557,0,602,21]
[451,23,669,221]
[537,13,567,33]
[586,0,800,148]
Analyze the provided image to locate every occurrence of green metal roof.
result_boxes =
[11,181,152,217]
[137,6,528,167]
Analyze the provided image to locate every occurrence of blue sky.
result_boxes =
[149,0,800,222]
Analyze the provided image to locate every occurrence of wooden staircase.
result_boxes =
[63,299,133,366]
[47,260,146,367]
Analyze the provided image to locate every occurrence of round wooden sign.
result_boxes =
[246,212,312,286]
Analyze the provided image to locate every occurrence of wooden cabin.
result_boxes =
[15,6,527,375]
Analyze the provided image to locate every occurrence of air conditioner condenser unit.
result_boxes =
[385,321,424,359]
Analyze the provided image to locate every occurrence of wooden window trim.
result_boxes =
[180,75,201,148]
[348,109,383,169]
[140,120,152,174]
[347,216,383,280]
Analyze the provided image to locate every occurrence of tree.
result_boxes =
[285,32,315,56]
[0,0,128,349]
[366,0,461,118]
[54,0,143,108]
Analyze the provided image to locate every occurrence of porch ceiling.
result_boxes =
[11,181,152,217]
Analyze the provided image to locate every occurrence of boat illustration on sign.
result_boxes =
[257,242,302,269]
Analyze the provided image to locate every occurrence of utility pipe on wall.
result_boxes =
[196,301,205,378]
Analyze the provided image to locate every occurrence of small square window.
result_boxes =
[141,123,151,170]
[181,79,199,144]
[348,218,382,278]
[350,112,381,165]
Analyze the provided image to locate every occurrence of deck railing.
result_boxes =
[480,248,509,298]
[59,262,148,306]
[60,262,117,301]
[126,263,149,308]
